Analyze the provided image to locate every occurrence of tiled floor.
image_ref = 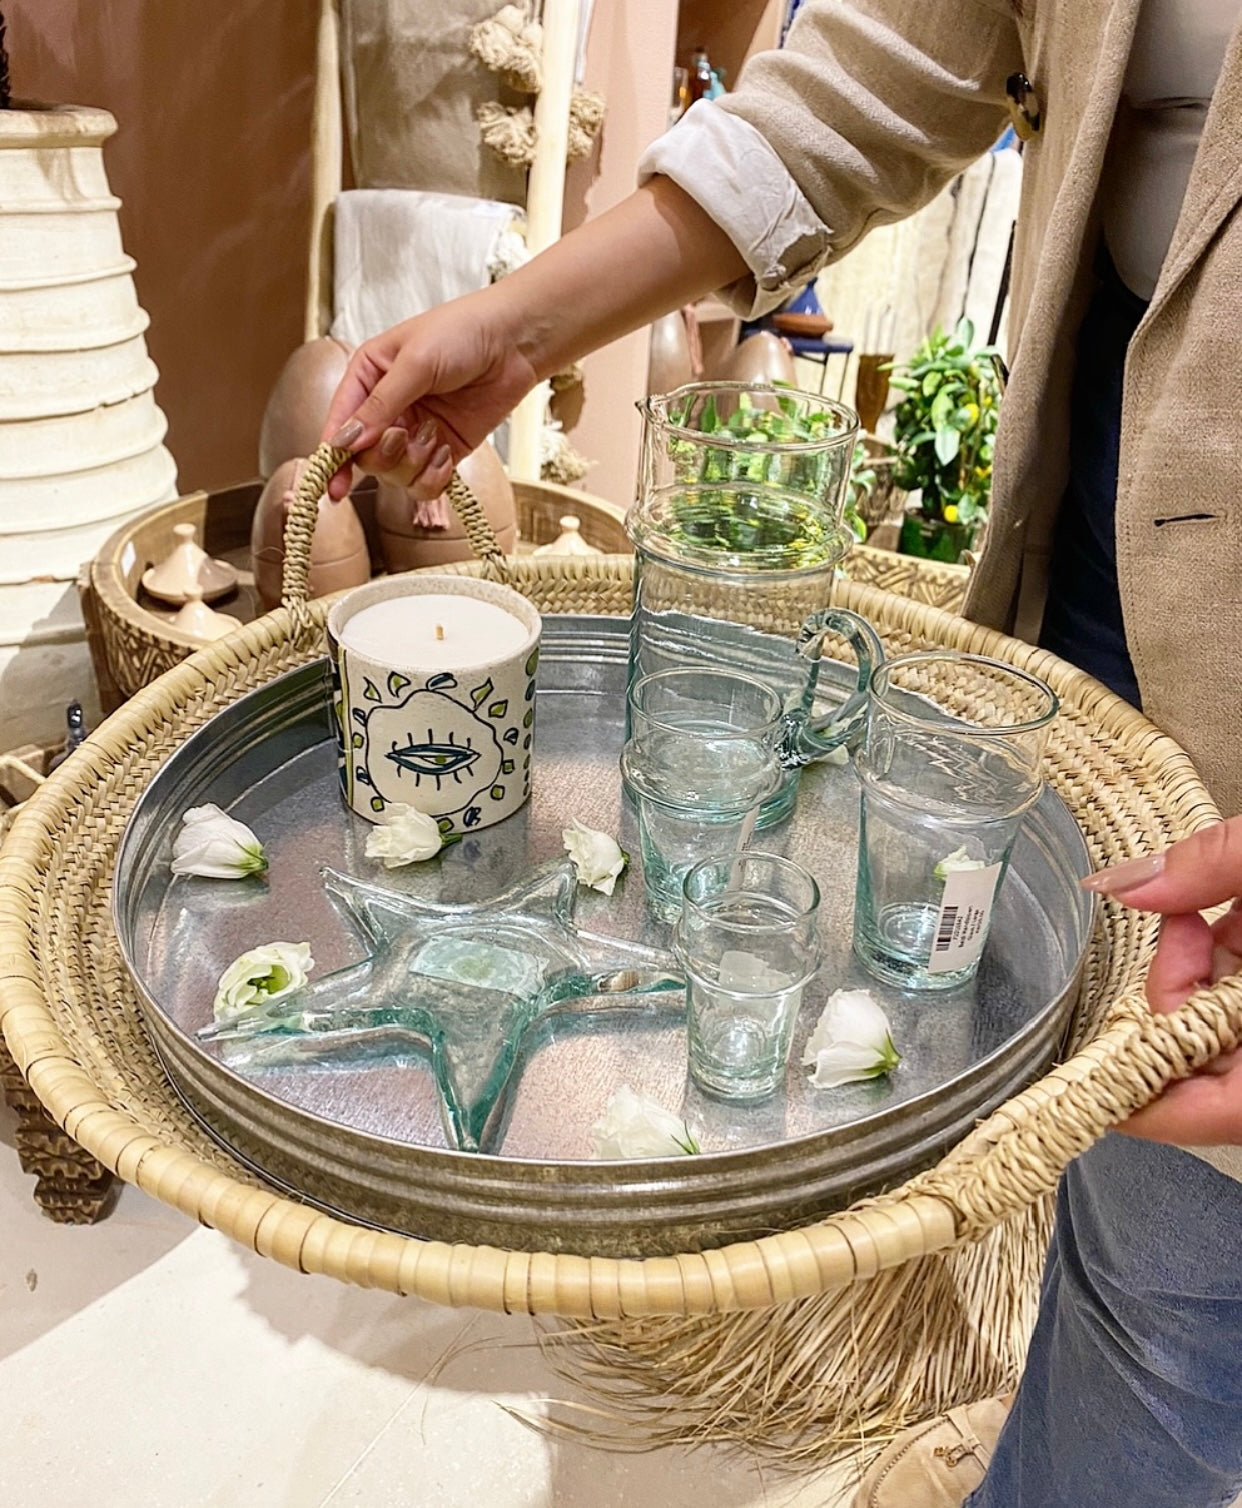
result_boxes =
[0,1099,858,1508]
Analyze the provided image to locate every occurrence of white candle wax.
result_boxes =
[339,593,529,671]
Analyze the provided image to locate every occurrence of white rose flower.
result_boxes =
[562,819,628,895]
[365,803,443,868]
[934,845,987,881]
[213,942,314,1023]
[171,803,267,878]
[802,987,900,1089]
[590,1085,699,1159]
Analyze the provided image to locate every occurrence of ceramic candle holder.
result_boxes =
[326,576,542,834]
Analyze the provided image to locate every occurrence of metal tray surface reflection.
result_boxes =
[114,615,1092,1257]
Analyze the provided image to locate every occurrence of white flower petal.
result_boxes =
[365,804,443,867]
[807,1040,891,1088]
[172,803,267,878]
[562,819,627,895]
[590,1085,698,1158]
[802,987,900,1085]
[213,942,313,1023]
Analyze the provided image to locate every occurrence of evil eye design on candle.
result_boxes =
[327,576,542,834]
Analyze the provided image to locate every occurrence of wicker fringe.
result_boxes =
[533,1204,1049,1466]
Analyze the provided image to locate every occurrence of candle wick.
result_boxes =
[435,624,445,641]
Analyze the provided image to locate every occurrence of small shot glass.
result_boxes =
[621,668,783,923]
[676,852,821,1101]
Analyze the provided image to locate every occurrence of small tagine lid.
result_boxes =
[143,523,239,605]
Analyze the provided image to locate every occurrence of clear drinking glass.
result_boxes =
[621,668,782,922]
[628,382,882,826]
[853,651,1059,991]
[676,852,821,1100]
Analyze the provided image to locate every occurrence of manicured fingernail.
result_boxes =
[432,444,452,469]
[379,428,406,460]
[330,418,364,449]
[1081,852,1166,894]
[416,419,438,446]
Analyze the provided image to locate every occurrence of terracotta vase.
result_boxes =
[0,102,178,746]
[647,310,694,394]
[375,441,518,572]
[251,458,372,610]
[715,331,798,387]
[258,337,353,478]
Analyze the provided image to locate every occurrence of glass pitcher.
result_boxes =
[627,382,883,826]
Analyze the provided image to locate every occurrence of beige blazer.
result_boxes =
[721,0,1242,816]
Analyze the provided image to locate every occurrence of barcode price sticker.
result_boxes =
[928,862,1003,974]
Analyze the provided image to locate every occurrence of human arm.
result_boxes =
[1082,819,1242,1144]
[321,177,746,498]
[323,0,1023,498]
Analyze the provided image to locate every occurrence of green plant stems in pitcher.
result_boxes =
[888,318,1002,558]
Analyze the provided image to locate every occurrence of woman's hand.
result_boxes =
[1083,817,1242,1144]
[318,178,749,503]
[321,286,538,502]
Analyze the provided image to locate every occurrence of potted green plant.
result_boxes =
[888,318,1001,563]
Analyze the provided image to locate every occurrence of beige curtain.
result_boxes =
[341,0,526,204]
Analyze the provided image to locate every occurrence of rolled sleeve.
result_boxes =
[639,102,832,319]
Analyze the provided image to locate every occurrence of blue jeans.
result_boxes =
[969,261,1242,1506]
[969,1137,1242,1507]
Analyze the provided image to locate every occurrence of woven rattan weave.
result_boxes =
[3,446,1239,1455]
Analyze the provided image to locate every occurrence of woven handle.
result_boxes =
[921,971,1242,1240]
[280,441,512,622]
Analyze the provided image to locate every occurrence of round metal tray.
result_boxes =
[113,615,1092,1257]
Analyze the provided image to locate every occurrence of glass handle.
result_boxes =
[788,608,884,763]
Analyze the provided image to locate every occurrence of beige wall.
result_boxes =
[7,0,317,492]
[563,0,680,512]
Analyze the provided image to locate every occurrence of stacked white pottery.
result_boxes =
[0,102,177,747]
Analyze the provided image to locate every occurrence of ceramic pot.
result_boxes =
[531,515,601,557]
[714,332,797,387]
[0,102,177,746]
[375,441,518,572]
[251,458,372,611]
[170,586,242,642]
[647,310,695,394]
[258,337,353,478]
[142,523,238,604]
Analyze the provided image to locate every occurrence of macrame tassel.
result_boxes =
[469,5,544,94]
[477,101,537,167]
[540,422,591,485]
[566,87,606,162]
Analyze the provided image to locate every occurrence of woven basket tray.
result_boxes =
[4,534,1240,1303]
[5,443,1241,1457]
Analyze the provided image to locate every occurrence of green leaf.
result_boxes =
[930,388,957,428]
[934,426,961,465]
[700,396,719,433]
[921,370,942,396]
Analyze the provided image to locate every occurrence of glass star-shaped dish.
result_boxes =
[197,860,684,1153]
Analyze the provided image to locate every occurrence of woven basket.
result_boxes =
[846,541,970,614]
[5,448,1240,1455]
[83,476,631,705]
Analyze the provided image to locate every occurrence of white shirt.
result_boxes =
[1103,0,1242,298]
